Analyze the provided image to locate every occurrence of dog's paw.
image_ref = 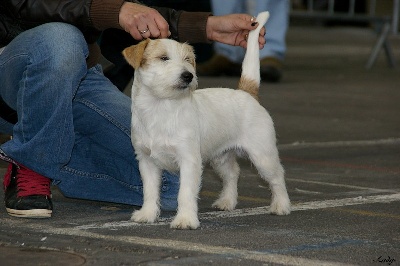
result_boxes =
[131,208,159,223]
[268,197,291,215]
[212,197,237,211]
[170,213,200,230]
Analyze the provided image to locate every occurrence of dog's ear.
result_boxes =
[183,43,196,69]
[189,52,196,69]
[122,39,150,69]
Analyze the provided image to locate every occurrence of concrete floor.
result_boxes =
[0,25,399,266]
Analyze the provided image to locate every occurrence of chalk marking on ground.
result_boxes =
[278,138,400,150]
[4,189,399,266]
[75,193,400,230]
[1,215,358,266]
[329,208,400,220]
[294,188,323,194]
[286,178,399,193]
[200,193,400,219]
[201,190,269,203]
[37,226,354,266]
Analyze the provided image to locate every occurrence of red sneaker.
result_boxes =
[3,163,52,218]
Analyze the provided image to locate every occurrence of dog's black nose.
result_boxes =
[181,71,193,84]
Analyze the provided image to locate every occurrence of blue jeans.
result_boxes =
[0,23,179,210]
[212,0,289,62]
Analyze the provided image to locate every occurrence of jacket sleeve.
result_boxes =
[177,11,211,43]
[3,0,211,43]
[153,8,211,44]
[92,1,211,44]
[3,0,94,29]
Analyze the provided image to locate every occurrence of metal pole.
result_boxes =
[366,22,392,69]
[392,0,399,34]
[369,0,376,16]
[349,0,356,15]
[307,0,313,12]
[328,0,335,14]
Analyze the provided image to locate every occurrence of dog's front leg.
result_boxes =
[131,156,162,223]
[170,155,202,229]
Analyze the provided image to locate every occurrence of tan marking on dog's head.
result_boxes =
[183,44,196,69]
[124,38,198,99]
[238,77,259,101]
[122,39,150,69]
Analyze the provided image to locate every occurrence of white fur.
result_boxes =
[242,11,269,84]
[127,12,290,229]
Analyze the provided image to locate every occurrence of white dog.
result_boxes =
[122,12,290,229]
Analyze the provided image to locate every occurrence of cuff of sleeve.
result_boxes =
[90,0,126,30]
[178,12,212,44]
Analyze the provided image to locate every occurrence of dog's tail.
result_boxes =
[238,11,270,101]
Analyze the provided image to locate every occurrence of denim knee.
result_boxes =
[20,23,89,72]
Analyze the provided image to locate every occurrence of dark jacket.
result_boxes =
[0,0,210,67]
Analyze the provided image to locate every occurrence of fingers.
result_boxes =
[206,13,266,48]
[239,15,259,30]
[250,16,258,26]
[137,27,150,39]
[259,26,266,36]
[135,15,169,40]
[119,3,170,40]
[154,15,171,38]
[258,34,266,49]
[238,39,247,49]
[246,15,266,49]
[138,16,170,39]
[237,28,266,49]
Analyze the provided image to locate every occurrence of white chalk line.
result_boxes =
[34,226,353,266]
[7,193,399,266]
[278,137,400,150]
[75,193,400,230]
[286,178,400,193]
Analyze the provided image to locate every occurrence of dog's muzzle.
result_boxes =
[179,71,194,89]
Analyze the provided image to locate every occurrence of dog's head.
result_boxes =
[123,39,198,99]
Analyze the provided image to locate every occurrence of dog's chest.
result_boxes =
[139,134,180,171]
[132,105,198,172]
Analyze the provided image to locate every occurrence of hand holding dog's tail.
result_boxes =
[238,11,270,100]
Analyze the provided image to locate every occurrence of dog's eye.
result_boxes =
[184,57,192,62]
[160,56,169,61]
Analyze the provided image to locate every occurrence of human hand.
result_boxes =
[206,14,266,49]
[119,2,171,40]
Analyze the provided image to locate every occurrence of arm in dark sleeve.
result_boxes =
[153,7,211,44]
[4,0,93,29]
[177,11,211,43]
[4,0,211,43]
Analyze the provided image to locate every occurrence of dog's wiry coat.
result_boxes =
[123,12,290,229]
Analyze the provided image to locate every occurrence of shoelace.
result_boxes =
[16,165,51,198]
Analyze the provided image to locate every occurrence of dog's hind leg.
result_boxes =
[210,151,240,211]
[131,156,162,223]
[246,145,291,215]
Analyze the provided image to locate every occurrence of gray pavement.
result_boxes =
[1,25,400,266]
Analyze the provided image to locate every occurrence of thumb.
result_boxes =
[236,15,258,30]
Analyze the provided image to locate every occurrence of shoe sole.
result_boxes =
[6,208,52,218]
